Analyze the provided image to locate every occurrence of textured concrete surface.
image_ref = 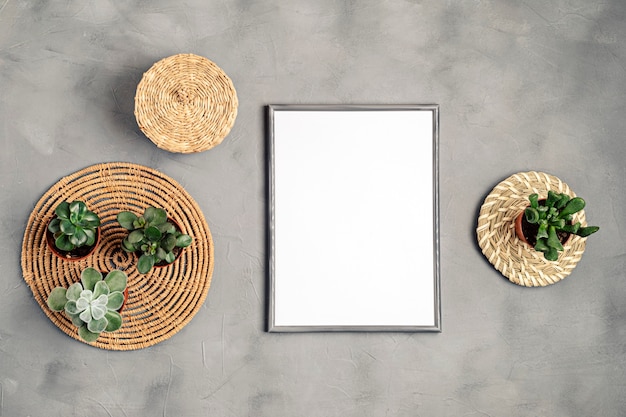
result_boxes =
[1,1,626,416]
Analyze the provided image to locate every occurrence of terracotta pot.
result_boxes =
[515,211,534,247]
[119,287,130,312]
[515,207,572,248]
[46,217,100,261]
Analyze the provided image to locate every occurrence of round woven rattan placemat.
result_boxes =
[21,162,214,350]
[135,53,238,153]
[476,171,587,287]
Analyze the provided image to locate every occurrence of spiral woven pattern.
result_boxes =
[21,162,214,350]
[135,53,238,153]
[476,171,587,287]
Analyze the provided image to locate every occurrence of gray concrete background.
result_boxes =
[1,1,625,416]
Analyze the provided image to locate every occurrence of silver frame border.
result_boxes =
[267,104,441,333]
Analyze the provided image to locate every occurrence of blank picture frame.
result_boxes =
[267,104,440,332]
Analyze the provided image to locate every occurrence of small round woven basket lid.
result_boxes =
[476,171,588,287]
[135,53,238,153]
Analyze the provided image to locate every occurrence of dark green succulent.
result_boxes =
[523,191,599,261]
[48,201,101,252]
[117,207,192,274]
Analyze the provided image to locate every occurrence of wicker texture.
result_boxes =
[135,53,238,153]
[21,163,214,350]
[476,171,587,287]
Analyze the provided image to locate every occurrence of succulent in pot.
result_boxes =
[117,207,192,274]
[47,201,101,260]
[515,191,599,261]
[46,267,128,342]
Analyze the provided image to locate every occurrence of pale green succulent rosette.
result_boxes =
[46,267,127,342]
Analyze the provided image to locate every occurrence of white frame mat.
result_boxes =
[267,104,440,332]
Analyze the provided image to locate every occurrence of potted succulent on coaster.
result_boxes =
[46,201,101,261]
[116,206,192,274]
[46,267,128,342]
[515,191,599,261]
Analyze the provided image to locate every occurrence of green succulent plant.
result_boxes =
[47,267,128,342]
[47,201,101,252]
[523,191,599,261]
[117,207,192,274]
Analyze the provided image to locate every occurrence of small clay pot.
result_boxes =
[515,210,572,248]
[119,287,130,312]
[46,217,100,261]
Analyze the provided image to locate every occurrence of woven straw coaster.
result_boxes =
[135,53,238,153]
[21,162,214,350]
[476,171,587,287]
